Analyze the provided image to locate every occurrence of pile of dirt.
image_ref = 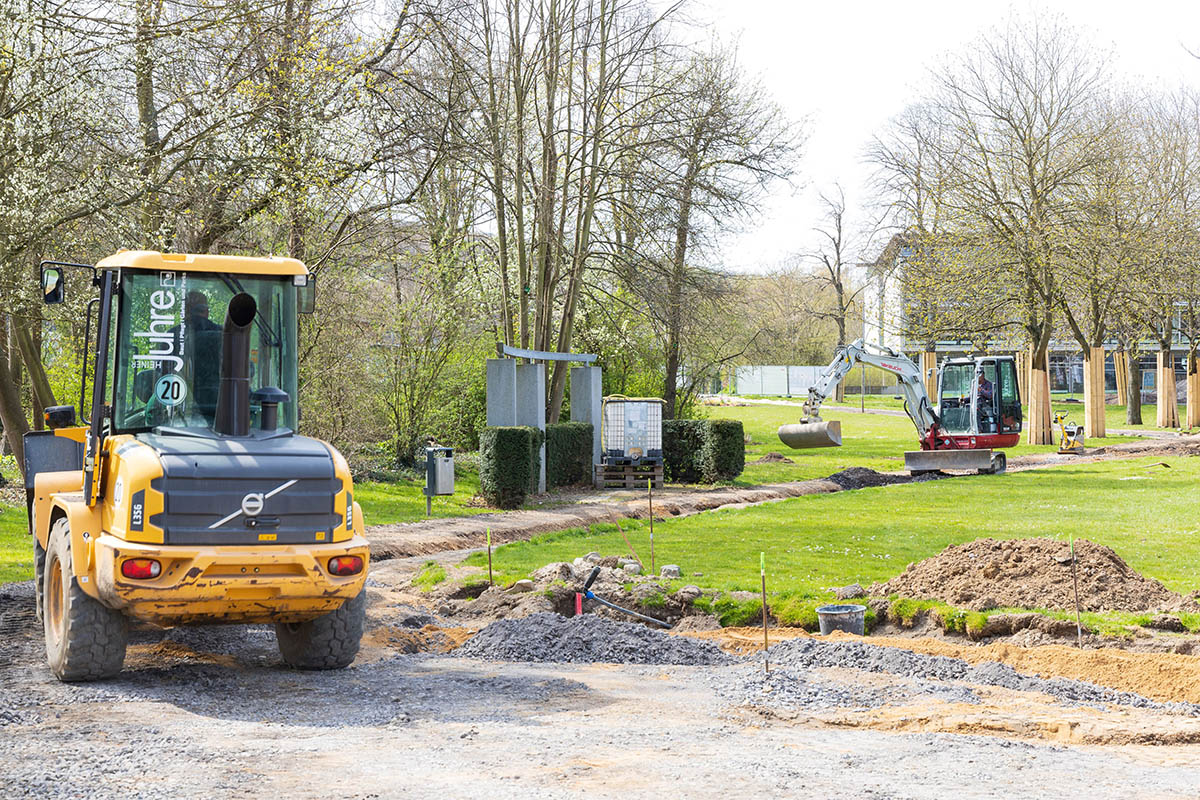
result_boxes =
[751,452,795,464]
[871,538,1193,613]
[825,467,909,489]
[456,612,734,665]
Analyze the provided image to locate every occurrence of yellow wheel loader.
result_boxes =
[25,251,369,681]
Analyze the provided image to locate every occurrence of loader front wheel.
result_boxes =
[275,590,365,670]
[43,518,128,681]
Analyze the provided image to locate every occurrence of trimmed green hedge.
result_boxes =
[528,426,545,495]
[663,419,705,483]
[663,418,745,484]
[701,419,745,482]
[546,422,592,487]
[480,426,537,509]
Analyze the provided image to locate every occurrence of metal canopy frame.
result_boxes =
[500,344,597,363]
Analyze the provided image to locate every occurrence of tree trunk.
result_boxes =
[1126,351,1143,425]
[1026,346,1053,445]
[1157,350,1179,428]
[1082,346,1106,439]
[920,351,938,401]
[0,321,29,474]
[1187,350,1200,429]
[135,0,164,246]
[1112,349,1129,410]
[1016,350,1029,406]
[15,321,56,413]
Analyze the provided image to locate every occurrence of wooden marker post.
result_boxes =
[648,478,655,575]
[761,551,769,674]
[487,527,494,587]
[1070,535,1082,649]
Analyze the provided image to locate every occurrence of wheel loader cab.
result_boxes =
[112,270,299,434]
[936,357,1022,439]
[25,251,368,682]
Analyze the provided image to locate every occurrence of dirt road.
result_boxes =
[4,585,1200,799]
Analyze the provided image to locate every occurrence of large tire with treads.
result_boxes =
[34,537,46,624]
[275,590,365,669]
[43,517,128,681]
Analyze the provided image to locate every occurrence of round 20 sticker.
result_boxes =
[154,374,188,407]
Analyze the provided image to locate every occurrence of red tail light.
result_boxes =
[328,556,364,577]
[121,558,161,579]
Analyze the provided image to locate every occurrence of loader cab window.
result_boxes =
[112,270,299,433]
[938,363,974,434]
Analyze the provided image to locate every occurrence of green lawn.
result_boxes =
[356,469,488,525]
[468,455,1200,603]
[1052,400,1185,433]
[734,393,1187,432]
[0,502,31,584]
[718,403,1148,486]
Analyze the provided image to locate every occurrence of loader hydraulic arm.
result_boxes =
[802,339,939,439]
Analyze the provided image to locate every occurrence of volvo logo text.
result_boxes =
[241,493,265,517]
[209,479,297,529]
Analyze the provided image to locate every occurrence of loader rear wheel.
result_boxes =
[275,589,365,670]
[43,518,128,682]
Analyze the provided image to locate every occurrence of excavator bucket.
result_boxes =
[778,420,843,449]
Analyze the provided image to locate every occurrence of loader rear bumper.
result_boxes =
[92,534,370,626]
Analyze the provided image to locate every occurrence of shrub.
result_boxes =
[480,426,536,509]
[528,426,545,495]
[663,419,706,483]
[700,419,745,482]
[546,422,593,487]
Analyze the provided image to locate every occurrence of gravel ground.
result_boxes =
[5,594,1200,798]
[457,612,734,665]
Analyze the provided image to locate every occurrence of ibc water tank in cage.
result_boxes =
[601,396,664,466]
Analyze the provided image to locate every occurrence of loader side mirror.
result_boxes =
[296,274,316,314]
[42,266,65,304]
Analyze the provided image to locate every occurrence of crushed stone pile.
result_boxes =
[717,662,981,711]
[763,637,1198,714]
[455,613,734,665]
[870,538,1192,613]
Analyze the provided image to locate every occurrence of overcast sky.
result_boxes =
[695,0,1200,274]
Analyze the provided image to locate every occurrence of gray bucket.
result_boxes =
[778,420,843,449]
[816,603,866,635]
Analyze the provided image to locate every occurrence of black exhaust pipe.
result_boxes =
[214,293,257,437]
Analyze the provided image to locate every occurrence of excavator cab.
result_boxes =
[935,357,1022,446]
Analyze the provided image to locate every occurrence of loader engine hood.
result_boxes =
[140,430,343,545]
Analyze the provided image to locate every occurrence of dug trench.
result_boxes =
[377,535,1200,699]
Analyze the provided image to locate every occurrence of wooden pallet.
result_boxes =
[594,462,663,489]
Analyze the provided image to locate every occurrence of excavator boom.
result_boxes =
[778,340,937,449]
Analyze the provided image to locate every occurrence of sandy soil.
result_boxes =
[682,626,1200,705]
